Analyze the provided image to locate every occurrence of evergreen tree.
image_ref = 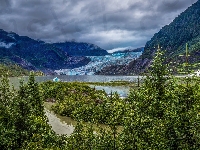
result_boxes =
[122,48,200,149]
[0,75,18,149]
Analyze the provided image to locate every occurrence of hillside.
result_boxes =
[0,29,107,74]
[99,0,200,75]
[54,42,108,56]
[144,0,200,58]
[0,63,29,77]
[141,0,200,73]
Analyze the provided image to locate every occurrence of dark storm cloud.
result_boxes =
[0,0,198,50]
[156,0,195,12]
[0,0,12,11]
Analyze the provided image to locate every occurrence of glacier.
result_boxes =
[54,51,142,75]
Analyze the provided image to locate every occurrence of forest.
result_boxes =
[0,63,29,77]
[0,50,200,149]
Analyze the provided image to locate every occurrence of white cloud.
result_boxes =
[0,0,198,49]
[107,46,134,53]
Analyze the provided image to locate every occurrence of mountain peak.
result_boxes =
[0,29,107,73]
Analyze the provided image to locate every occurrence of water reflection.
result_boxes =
[9,75,140,85]
[91,85,130,97]
[45,109,75,135]
[9,75,136,96]
[45,108,123,135]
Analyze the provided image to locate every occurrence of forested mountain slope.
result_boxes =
[142,0,200,72]
[99,0,200,75]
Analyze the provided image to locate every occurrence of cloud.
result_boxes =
[0,0,198,50]
[107,46,135,53]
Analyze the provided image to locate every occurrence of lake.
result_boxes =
[10,75,141,82]
[9,75,140,135]
[9,75,141,96]
[11,75,142,82]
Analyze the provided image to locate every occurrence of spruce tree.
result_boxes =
[122,47,200,149]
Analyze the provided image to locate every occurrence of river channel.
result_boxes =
[9,75,139,135]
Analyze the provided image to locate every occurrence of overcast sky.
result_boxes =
[0,0,198,50]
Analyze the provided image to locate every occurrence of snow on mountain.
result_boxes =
[7,33,16,39]
[55,50,142,75]
[0,42,15,48]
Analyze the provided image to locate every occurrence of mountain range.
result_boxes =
[98,0,200,75]
[1,0,200,75]
[0,29,108,74]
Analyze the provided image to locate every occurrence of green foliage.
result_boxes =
[176,62,200,75]
[0,74,18,149]
[0,63,29,77]
[0,49,200,149]
[0,74,65,149]
[123,50,200,149]
[63,50,200,149]
[37,49,200,149]
[40,81,127,125]
[65,122,120,150]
